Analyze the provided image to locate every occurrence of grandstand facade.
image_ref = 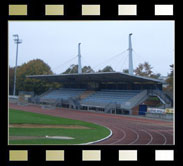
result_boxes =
[27,72,172,115]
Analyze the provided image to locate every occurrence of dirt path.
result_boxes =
[9,136,44,140]
[9,136,74,140]
[9,124,90,129]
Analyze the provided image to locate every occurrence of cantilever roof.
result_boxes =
[27,72,164,84]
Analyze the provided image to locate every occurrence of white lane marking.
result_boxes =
[128,128,140,145]
[110,127,127,144]
[81,126,113,145]
[139,129,153,145]
[151,130,167,145]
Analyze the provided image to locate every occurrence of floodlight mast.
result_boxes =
[128,33,133,75]
[13,34,22,96]
[78,43,82,74]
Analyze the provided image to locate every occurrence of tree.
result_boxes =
[15,59,60,95]
[82,66,95,73]
[165,64,174,91]
[98,66,115,72]
[150,73,161,79]
[134,62,161,79]
[9,66,15,95]
[63,64,95,74]
[122,69,129,74]
[63,64,78,74]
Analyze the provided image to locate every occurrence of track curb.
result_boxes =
[79,127,113,145]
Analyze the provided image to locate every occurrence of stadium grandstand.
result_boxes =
[26,34,173,115]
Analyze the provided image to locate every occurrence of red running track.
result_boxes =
[9,103,174,145]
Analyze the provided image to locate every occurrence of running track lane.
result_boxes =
[9,103,174,145]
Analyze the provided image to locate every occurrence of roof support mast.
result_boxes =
[78,43,82,74]
[128,33,133,75]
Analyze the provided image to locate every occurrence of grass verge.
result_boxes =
[9,109,110,145]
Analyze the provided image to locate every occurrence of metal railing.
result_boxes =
[148,90,172,106]
[104,102,117,113]
[122,90,148,109]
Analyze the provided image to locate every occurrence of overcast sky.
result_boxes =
[9,21,174,76]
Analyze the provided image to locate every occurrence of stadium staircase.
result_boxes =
[68,97,81,109]
[39,88,54,98]
[121,89,172,110]
[31,95,41,104]
[122,90,149,110]
[147,90,172,108]
[104,103,121,113]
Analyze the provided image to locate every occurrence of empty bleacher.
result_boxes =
[80,89,141,107]
[40,88,85,101]
[38,88,143,111]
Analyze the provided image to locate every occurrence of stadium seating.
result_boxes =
[39,88,142,108]
[80,90,141,106]
[40,88,85,100]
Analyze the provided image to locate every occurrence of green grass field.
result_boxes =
[9,109,110,145]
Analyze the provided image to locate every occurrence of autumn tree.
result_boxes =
[63,64,78,74]
[14,59,61,95]
[134,62,161,79]
[63,64,95,74]
[9,66,15,95]
[165,64,174,92]
[122,69,129,74]
[82,66,95,73]
[98,66,115,72]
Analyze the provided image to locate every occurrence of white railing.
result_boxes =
[122,90,148,109]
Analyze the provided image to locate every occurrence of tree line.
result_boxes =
[9,59,174,95]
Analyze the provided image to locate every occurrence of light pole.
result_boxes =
[13,34,22,96]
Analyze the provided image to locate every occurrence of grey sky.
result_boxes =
[9,21,174,76]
